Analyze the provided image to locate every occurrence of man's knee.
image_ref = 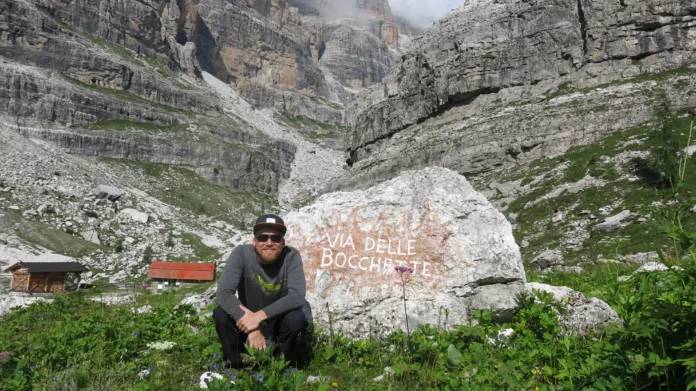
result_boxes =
[281,309,307,334]
[213,307,234,327]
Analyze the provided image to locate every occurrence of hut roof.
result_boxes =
[148,261,216,281]
[4,262,89,273]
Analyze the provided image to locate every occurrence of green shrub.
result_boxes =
[632,93,681,188]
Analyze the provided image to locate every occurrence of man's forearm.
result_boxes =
[216,292,245,321]
[216,248,246,321]
[261,294,304,319]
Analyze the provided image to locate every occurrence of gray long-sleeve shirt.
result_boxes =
[216,244,311,322]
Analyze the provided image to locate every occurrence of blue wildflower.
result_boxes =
[52,376,57,381]
[132,332,139,336]
[211,363,217,370]
[213,353,218,359]
[231,374,238,380]
[258,375,264,382]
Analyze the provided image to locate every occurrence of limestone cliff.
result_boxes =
[285,0,403,89]
[344,0,696,188]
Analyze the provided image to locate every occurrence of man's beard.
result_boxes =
[255,245,283,263]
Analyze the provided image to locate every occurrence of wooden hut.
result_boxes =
[4,262,88,295]
[147,261,215,293]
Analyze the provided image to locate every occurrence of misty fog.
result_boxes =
[391,0,463,28]
[286,0,463,29]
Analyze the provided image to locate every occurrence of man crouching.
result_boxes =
[214,214,312,369]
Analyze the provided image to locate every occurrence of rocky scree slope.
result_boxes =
[342,0,696,190]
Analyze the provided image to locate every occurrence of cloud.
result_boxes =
[288,0,366,20]
[390,0,463,29]
[286,0,462,30]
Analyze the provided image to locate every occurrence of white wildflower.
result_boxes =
[146,341,177,351]
[199,372,233,389]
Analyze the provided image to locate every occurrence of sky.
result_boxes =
[390,0,463,29]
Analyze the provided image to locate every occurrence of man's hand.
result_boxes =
[237,305,267,334]
[246,330,266,351]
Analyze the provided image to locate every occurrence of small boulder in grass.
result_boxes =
[138,368,151,379]
[199,372,234,389]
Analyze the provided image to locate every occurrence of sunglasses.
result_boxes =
[255,234,284,243]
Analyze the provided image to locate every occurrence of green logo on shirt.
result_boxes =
[257,275,282,294]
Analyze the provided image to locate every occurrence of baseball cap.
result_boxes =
[253,214,287,235]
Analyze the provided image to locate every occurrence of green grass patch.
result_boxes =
[476,109,696,266]
[276,113,346,132]
[0,209,107,258]
[61,76,187,115]
[170,232,221,263]
[674,79,691,89]
[98,158,278,229]
[527,262,640,304]
[309,95,344,110]
[88,120,187,133]
[546,64,696,100]
[275,113,347,148]
[0,274,10,295]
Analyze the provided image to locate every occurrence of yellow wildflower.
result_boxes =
[331,382,338,388]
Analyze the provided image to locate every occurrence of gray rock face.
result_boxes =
[17,125,295,193]
[284,167,526,337]
[526,282,621,334]
[344,0,696,185]
[1,0,213,112]
[318,22,394,89]
[530,249,564,271]
[0,63,186,128]
[192,0,346,123]
[285,0,402,91]
[594,210,632,232]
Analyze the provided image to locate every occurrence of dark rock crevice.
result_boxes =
[577,0,589,58]
[194,14,230,83]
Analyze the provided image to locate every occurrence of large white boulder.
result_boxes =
[284,167,526,338]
